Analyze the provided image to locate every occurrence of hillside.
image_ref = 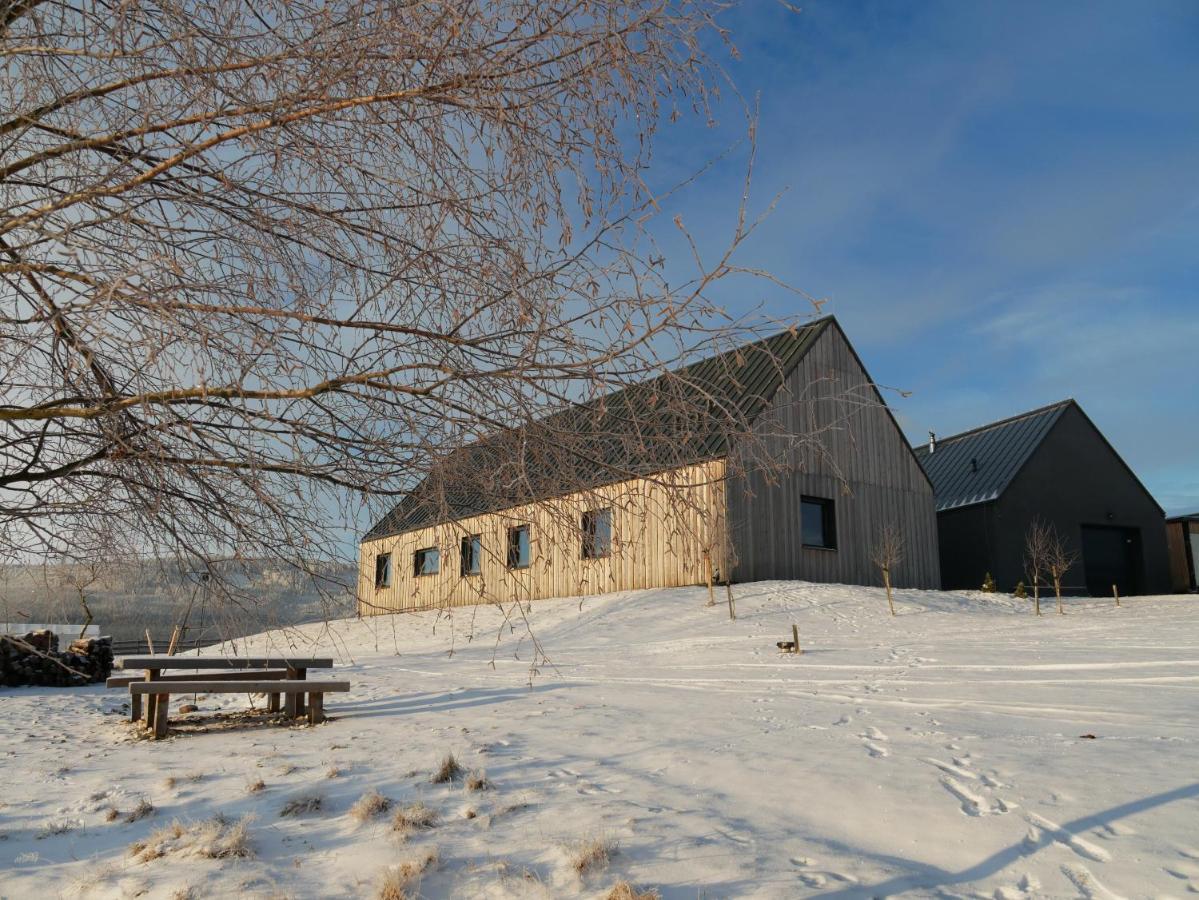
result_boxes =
[3,582,1198,898]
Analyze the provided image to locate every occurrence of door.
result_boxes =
[1080,525,1142,597]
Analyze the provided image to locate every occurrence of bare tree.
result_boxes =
[1,0,840,638]
[1023,519,1050,616]
[1045,527,1079,616]
[871,522,904,616]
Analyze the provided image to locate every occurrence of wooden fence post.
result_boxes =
[1113,584,1120,607]
[704,550,715,607]
[725,580,735,621]
[792,623,801,655]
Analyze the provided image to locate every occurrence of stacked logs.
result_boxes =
[0,631,114,687]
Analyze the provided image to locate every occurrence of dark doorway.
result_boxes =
[1081,525,1142,596]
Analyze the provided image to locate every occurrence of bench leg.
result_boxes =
[295,669,307,716]
[131,693,142,723]
[153,694,169,739]
[307,693,324,725]
[145,692,157,731]
[268,692,280,713]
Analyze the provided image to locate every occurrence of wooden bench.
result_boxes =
[129,680,350,738]
[115,656,335,731]
[107,669,293,719]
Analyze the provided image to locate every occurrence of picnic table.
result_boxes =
[112,655,341,738]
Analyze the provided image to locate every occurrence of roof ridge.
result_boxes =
[916,398,1073,451]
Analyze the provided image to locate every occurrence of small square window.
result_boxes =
[461,534,482,576]
[507,525,531,569]
[413,546,440,576]
[374,552,392,588]
[801,496,837,550]
[581,508,612,559]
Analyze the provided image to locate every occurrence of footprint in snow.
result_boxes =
[833,715,852,726]
[861,726,888,742]
[863,741,889,759]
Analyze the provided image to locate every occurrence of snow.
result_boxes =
[3,582,1198,898]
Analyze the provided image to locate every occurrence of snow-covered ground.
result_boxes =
[3,582,1198,899]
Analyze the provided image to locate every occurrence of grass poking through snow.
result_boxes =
[567,834,617,876]
[376,848,439,900]
[465,770,492,792]
[605,881,661,900]
[350,789,392,823]
[431,753,463,784]
[391,801,438,838]
[279,794,323,817]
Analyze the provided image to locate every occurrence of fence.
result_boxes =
[108,636,220,657]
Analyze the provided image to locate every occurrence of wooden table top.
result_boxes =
[115,656,334,670]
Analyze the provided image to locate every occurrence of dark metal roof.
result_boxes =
[913,400,1072,512]
[363,318,833,541]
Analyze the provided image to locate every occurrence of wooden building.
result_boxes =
[358,317,940,614]
[1166,513,1199,592]
[915,400,1171,596]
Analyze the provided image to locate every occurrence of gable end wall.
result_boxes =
[726,323,941,588]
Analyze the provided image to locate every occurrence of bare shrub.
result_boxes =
[871,522,904,616]
[567,834,617,876]
[465,771,492,792]
[431,754,464,784]
[279,795,323,818]
[104,807,120,823]
[350,790,393,823]
[1024,519,1051,616]
[392,802,438,838]
[607,882,661,900]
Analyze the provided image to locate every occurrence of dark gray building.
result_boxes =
[915,400,1170,595]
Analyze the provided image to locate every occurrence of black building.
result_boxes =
[914,399,1170,596]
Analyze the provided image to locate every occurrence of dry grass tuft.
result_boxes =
[37,820,74,839]
[431,753,463,784]
[325,766,342,779]
[104,807,120,823]
[171,887,198,900]
[567,834,617,876]
[391,801,438,837]
[163,776,177,790]
[350,789,392,823]
[279,794,323,818]
[605,881,660,900]
[124,798,154,823]
[246,777,266,794]
[465,770,492,792]
[376,848,439,900]
[129,816,253,863]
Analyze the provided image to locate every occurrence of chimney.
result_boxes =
[928,431,936,455]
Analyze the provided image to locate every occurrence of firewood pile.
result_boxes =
[0,630,114,687]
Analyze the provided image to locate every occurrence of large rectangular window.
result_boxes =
[581,508,612,559]
[460,534,482,576]
[507,524,531,569]
[801,496,837,550]
[374,552,392,588]
[413,546,440,577]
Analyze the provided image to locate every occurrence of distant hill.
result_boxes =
[0,559,355,642]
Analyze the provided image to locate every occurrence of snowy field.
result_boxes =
[2,582,1198,899]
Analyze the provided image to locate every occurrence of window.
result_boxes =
[581,508,612,559]
[801,496,837,550]
[507,524,531,569]
[413,546,440,576]
[374,552,392,588]
[460,534,482,576]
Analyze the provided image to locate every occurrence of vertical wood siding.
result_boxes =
[357,460,726,614]
[726,323,942,588]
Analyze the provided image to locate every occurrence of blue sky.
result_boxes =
[649,0,1199,514]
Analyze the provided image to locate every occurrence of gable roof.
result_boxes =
[363,317,834,542]
[913,400,1072,512]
